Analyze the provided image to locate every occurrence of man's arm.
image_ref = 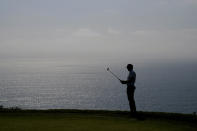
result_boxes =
[120,79,132,84]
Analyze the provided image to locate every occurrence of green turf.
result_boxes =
[0,110,196,131]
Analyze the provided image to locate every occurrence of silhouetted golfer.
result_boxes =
[120,64,137,116]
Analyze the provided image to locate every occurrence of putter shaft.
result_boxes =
[107,68,121,81]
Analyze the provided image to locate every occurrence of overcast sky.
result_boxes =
[0,0,197,62]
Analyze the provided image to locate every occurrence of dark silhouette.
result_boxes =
[120,64,137,116]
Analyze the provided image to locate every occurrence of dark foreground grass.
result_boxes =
[0,109,196,131]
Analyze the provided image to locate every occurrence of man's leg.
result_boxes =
[127,87,136,114]
[129,97,136,113]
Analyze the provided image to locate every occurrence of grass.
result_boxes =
[0,109,196,131]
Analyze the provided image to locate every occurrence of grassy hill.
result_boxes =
[0,109,196,131]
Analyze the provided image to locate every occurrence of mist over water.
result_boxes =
[0,58,197,114]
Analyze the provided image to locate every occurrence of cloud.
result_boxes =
[107,28,120,35]
[72,28,101,37]
[104,9,120,15]
[156,0,197,5]
[182,0,197,4]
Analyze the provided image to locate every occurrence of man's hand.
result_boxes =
[120,80,124,84]
[120,80,127,84]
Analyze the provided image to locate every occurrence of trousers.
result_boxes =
[127,86,136,113]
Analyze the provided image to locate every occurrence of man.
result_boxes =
[120,64,137,116]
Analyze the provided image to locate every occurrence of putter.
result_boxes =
[107,67,121,81]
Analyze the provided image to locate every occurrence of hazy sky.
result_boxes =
[0,0,197,62]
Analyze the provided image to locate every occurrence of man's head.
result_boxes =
[127,64,133,71]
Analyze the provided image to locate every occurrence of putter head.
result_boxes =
[107,67,110,71]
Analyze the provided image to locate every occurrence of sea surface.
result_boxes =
[0,58,197,114]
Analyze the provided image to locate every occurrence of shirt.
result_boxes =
[127,70,136,87]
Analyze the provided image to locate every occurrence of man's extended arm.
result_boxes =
[120,79,132,84]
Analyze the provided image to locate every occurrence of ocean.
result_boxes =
[0,58,197,114]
